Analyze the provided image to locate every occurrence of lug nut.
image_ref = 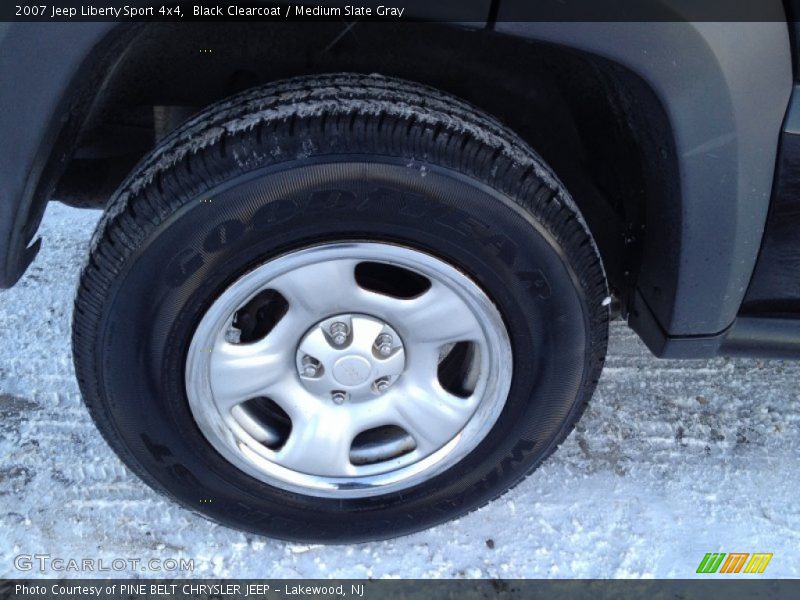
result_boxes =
[329,321,349,346]
[301,356,320,377]
[331,391,347,405]
[375,333,393,357]
[373,377,391,394]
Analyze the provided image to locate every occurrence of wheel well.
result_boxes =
[53,21,678,310]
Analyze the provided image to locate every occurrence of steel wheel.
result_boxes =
[186,242,513,497]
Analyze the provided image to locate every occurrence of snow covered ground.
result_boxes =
[0,202,798,579]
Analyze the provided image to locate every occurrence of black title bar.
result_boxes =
[1,0,794,23]
[2,579,800,600]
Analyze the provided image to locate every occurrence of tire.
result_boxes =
[72,73,609,543]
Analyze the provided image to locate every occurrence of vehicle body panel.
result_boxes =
[495,17,793,345]
[742,86,800,317]
[0,22,118,288]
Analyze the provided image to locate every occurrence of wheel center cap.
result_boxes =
[332,355,372,386]
[295,313,406,400]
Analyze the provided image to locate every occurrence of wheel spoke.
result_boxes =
[372,281,484,345]
[276,407,356,477]
[405,340,443,375]
[269,374,318,413]
[209,315,297,411]
[347,396,401,433]
[390,379,478,455]
[269,259,361,320]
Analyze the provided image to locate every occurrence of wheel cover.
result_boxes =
[185,242,513,497]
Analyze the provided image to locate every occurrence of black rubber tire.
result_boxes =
[72,73,609,543]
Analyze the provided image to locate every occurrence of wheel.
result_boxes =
[73,74,609,542]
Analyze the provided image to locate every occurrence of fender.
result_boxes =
[0,22,120,288]
[495,13,793,353]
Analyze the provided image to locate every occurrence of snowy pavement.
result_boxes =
[0,202,798,579]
